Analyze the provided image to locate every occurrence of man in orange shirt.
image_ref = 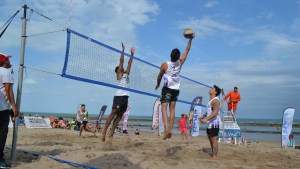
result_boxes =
[223,87,241,116]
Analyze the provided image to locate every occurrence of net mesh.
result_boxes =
[62,29,210,106]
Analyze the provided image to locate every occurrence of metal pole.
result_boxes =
[11,4,27,162]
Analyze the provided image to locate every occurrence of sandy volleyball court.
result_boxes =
[3,127,300,169]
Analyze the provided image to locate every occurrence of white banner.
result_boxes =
[158,103,164,134]
[281,108,295,147]
[152,98,164,134]
[219,122,241,138]
[192,106,201,136]
[189,97,203,137]
[122,104,130,131]
[24,116,52,128]
[152,98,160,129]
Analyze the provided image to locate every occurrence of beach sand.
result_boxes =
[3,127,300,169]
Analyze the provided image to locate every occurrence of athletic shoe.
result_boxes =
[0,160,11,168]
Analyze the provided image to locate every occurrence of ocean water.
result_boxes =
[22,112,300,142]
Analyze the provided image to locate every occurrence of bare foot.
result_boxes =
[108,135,113,142]
[163,132,168,140]
[212,156,218,160]
[166,132,172,139]
[101,134,106,142]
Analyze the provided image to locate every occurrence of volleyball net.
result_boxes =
[62,29,211,106]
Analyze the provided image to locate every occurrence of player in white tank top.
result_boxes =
[199,85,222,160]
[102,42,136,142]
[205,97,222,129]
[163,60,181,90]
[155,33,195,140]
[115,73,129,96]
[77,104,96,137]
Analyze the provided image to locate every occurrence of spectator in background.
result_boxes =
[58,117,66,129]
[178,114,188,142]
[135,129,140,135]
[70,117,77,130]
[52,118,59,128]
[0,53,19,168]
[288,133,296,148]
[18,113,25,125]
[223,86,241,116]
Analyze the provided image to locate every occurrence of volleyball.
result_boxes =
[183,29,194,39]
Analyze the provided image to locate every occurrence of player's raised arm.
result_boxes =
[125,47,136,75]
[179,33,195,66]
[117,42,125,80]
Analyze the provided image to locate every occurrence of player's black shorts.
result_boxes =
[160,86,180,103]
[112,96,129,113]
[82,121,88,127]
[206,127,220,136]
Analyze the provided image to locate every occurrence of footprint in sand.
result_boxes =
[85,153,96,159]
[134,142,144,147]
[125,137,131,144]
[102,141,113,151]
[166,146,182,156]
[202,148,211,152]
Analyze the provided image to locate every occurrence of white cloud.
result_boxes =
[178,17,243,38]
[0,0,159,52]
[204,1,219,8]
[238,30,300,60]
[259,11,273,19]
[24,78,37,84]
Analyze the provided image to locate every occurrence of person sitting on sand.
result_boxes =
[87,121,95,131]
[135,129,140,135]
[97,125,103,133]
[65,120,71,129]
[52,118,59,128]
[70,117,77,130]
[18,113,25,125]
[123,129,128,134]
[58,117,66,129]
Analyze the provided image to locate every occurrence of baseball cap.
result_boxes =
[0,53,12,64]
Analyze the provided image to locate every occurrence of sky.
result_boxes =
[0,0,299,120]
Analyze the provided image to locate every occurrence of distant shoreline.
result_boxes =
[21,112,300,128]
